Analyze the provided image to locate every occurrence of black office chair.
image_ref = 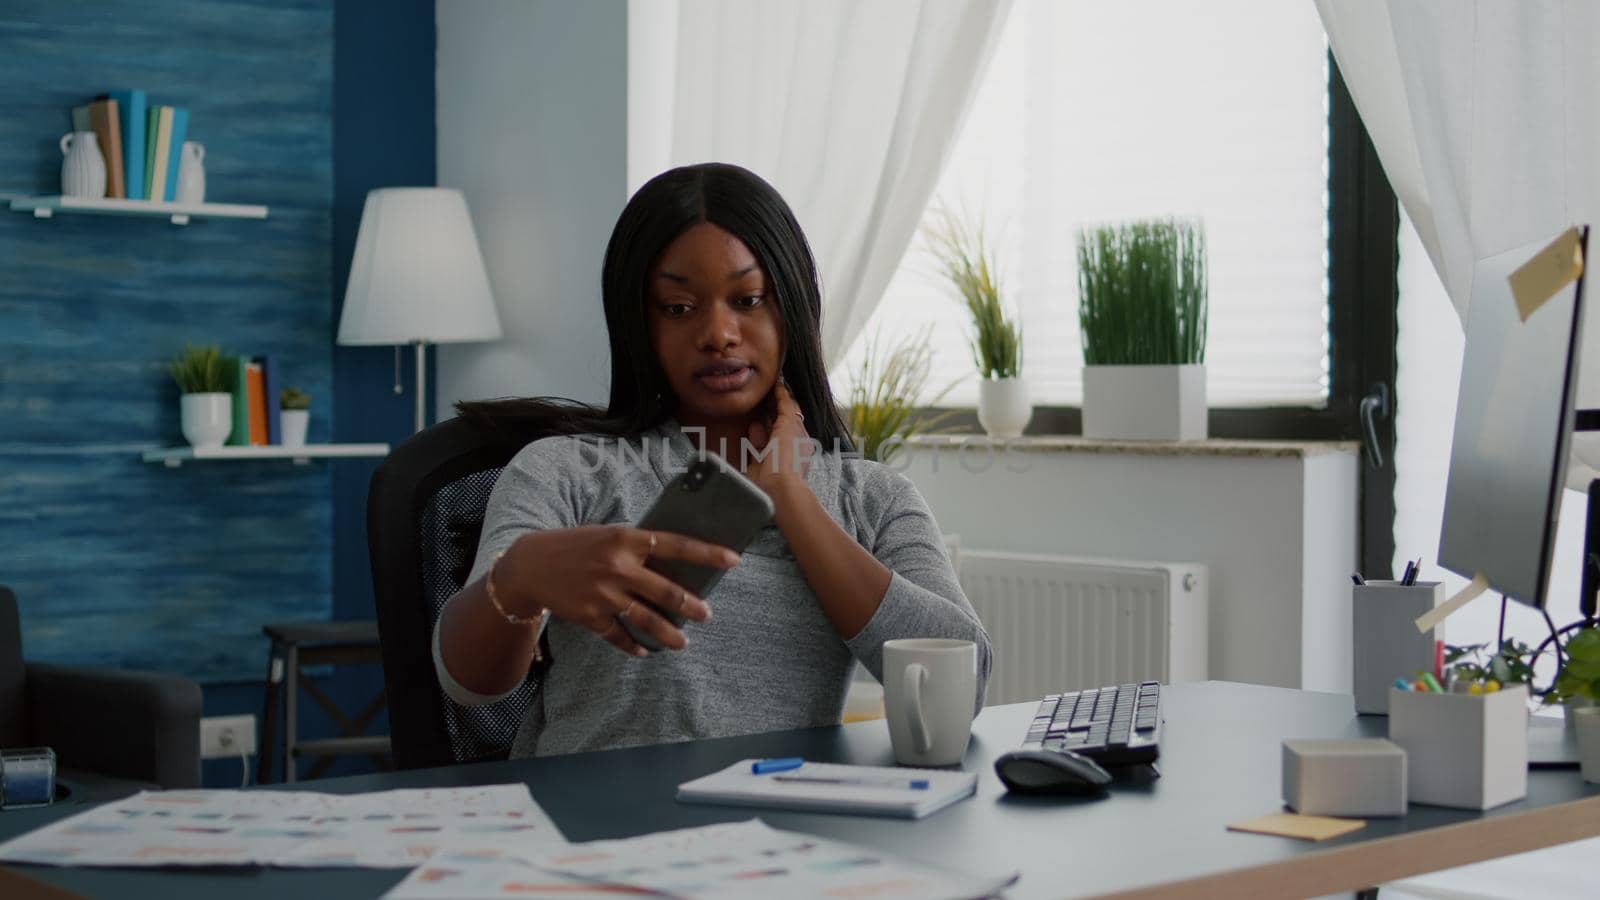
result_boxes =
[366,413,553,770]
[0,586,202,800]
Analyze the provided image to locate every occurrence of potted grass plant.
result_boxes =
[1077,218,1208,440]
[168,344,233,448]
[279,387,311,448]
[925,207,1027,438]
[846,327,956,464]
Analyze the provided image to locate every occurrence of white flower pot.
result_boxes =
[1576,706,1600,784]
[1082,363,1207,441]
[1564,694,1596,728]
[180,393,233,449]
[977,377,1031,438]
[280,409,310,447]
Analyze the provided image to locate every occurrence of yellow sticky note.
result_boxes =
[1415,572,1489,633]
[1227,813,1366,842]
[1508,226,1583,321]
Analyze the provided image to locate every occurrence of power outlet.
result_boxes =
[200,714,257,760]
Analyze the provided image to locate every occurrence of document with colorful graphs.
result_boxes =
[0,784,564,868]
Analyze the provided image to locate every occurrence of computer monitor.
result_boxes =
[1437,227,1589,609]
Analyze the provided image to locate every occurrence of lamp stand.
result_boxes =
[413,340,429,433]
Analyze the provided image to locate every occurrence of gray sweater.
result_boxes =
[435,419,992,757]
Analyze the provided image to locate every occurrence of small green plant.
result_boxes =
[280,387,311,411]
[168,344,230,394]
[1551,625,1600,703]
[846,327,956,464]
[1444,639,1536,693]
[924,205,1022,380]
[1077,218,1208,366]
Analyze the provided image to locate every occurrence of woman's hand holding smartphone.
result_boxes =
[619,455,774,651]
[496,525,737,657]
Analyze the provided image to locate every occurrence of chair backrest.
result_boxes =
[0,587,28,746]
[367,414,552,770]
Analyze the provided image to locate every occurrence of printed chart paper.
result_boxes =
[0,785,564,869]
[385,819,1015,900]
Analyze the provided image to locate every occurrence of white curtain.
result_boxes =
[1315,0,1600,320]
[634,0,1013,369]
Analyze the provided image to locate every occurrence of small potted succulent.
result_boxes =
[168,344,232,448]
[279,387,311,447]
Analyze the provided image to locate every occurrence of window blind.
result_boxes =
[834,0,1332,409]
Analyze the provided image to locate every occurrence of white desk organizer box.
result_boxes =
[1353,581,1445,714]
[1282,739,1407,817]
[1388,685,1528,810]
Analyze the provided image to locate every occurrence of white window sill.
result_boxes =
[905,434,1359,460]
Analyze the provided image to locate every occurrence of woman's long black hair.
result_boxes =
[458,162,854,452]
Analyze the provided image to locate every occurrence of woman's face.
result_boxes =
[647,222,783,427]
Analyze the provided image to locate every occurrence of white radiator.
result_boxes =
[959,550,1209,706]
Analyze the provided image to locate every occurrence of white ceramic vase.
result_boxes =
[1082,363,1207,441]
[180,393,233,449]
[1564,694,1596,728]
[60,131,107,199]
[1575,706,1600,784]
[977,377,1031,439]
[280,409,309,447]
[175,141,206,204]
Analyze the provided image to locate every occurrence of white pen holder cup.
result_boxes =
[882,638,977,767]
[1388,684,1528,810]
[1353,581,1445,714]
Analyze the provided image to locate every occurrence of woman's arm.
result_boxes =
[768,478,892,638]
[433,440,727,704]
[748,386,991,708]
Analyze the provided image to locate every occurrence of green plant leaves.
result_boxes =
[167,344,230,394]
[923,207,1022,379]
[1077,218,1208,366]
[846,327,958,463]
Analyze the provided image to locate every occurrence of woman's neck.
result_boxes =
[677,418,751,469]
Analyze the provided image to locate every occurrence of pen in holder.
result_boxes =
[1353,580,1445,714]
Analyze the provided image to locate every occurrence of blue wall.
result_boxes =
[0,0,434,784]
[0,0,337,683]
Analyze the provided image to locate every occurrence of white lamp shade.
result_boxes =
[337,188,502,345]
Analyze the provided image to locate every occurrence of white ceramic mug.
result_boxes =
[882,638,977,766]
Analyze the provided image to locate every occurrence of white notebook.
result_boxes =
[676,759,977,819]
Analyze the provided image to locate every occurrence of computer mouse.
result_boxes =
[994,748,1113,796]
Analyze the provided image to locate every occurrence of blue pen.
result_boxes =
[1394,677,1414,691]
[751,757,805,775]
[774,774,931,791]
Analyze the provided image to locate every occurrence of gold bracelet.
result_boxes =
[486,550,542,630]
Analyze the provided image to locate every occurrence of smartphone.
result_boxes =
[621,454,775,650]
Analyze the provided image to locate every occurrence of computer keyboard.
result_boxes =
[1019,681,1164,768]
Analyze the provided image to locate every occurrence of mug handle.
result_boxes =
[903,663,932,754]
[60,133,72,156]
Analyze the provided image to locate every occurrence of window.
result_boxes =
[835,0,1336,413]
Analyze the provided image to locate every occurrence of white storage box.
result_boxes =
[1282,739,1407,817]
[1388,685,1528,810]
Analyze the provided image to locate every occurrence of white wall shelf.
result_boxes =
[7,195,268,226]
[143,444,389,468]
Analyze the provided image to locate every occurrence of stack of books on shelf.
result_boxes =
[230,355,285,447]
[69,89,189,202]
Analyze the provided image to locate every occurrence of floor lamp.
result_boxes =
[337,188,502,433]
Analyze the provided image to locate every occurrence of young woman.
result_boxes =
[434,162,992,757]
